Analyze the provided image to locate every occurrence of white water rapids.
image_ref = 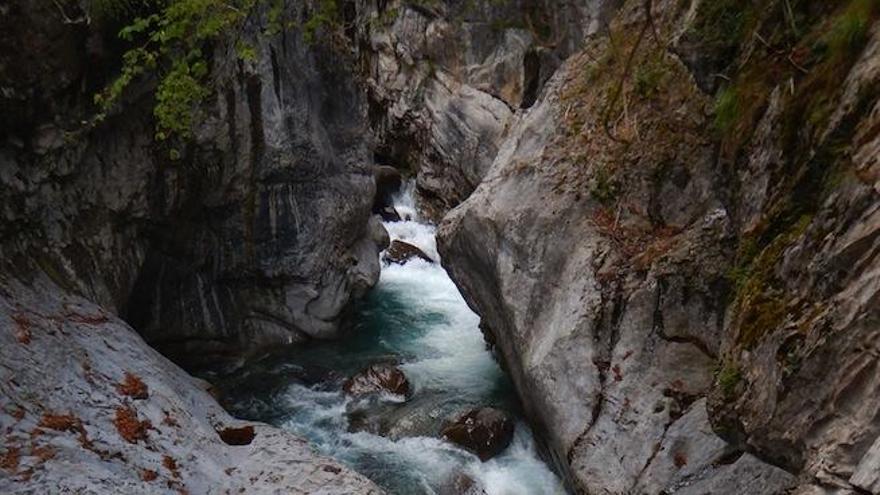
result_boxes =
[217,184,565,494]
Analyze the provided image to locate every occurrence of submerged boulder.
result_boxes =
[344,364,411,397]
[383,240,434,265]
[441,407,514,461]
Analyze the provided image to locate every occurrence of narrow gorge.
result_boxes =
[1,1,879,494]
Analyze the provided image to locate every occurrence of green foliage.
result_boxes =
[590,167,619,205]
[303,0,339,44]
[634,60,667,99]
[713,85,739,133]
[717,363,742,399]
[687,0,751,52]
[825,0,879,60]
[729,214,811,348]
[265,0,286,35]
[95,0,262,155]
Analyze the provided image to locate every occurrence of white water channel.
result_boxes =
[218,185,564,494]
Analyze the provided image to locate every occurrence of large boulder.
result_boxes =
[343,364,411,397]
[441,408,514,461]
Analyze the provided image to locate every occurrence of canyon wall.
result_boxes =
[0,1,386,355]
[354,0,615,217]
[439,0,880,493]
[0,0,385,490]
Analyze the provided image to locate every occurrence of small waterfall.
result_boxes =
[215,184,564,494]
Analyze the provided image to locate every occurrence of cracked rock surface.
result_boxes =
[439,0,880,493]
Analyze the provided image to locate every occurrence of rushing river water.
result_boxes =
[213,187,564,494]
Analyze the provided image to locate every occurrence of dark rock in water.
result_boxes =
[441,473,488,495]
[346,391,449,439]
[383,240,433,265]
[379,205,402,223]
[373,165,403,211]
[344,364,410,397]
[441,407,514,461]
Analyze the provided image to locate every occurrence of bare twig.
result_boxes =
[787,53,809,74]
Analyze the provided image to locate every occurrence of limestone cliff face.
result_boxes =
[0,1,384,491]
[439,0,880,493]
[354,0,615,217]
[0,1,386,354]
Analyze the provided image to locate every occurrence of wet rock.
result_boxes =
[383,240,434,265]
[378,206,403,223]
[347,391,449,439]
[344,364,411,397]
[441,408,514,461]
[441,473,488,495]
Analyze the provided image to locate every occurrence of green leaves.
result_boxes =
[96,0,263,156]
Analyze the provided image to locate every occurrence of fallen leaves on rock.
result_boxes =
[114,405,150,444]
[116,372,149,400]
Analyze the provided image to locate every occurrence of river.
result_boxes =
[212,185,564,494]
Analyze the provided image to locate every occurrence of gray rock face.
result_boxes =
[0,0,385,353]
[354,0,613,217]
[0,276,381,494]
[0,2,386,493]
[439,0,880,493]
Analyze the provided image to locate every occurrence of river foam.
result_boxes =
[218,185,564,494]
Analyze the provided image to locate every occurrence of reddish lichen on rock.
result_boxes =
[12,313,31,344]
[162,455,181,478]
[116,372,149,400]
[114,406,150,444]
[0,445,21,472]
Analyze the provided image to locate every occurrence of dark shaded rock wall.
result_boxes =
[0,0,385,355]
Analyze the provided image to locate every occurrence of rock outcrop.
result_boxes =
[439,0,880,493]
[0,275,381,493]
[354,0,616,217]
[0,1,386,492]
[0,1,385,352]
[383,240,435,265]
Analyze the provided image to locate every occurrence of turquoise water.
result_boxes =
[214,189,564,494]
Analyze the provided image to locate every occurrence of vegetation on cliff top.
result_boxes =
[92,0,340,156]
